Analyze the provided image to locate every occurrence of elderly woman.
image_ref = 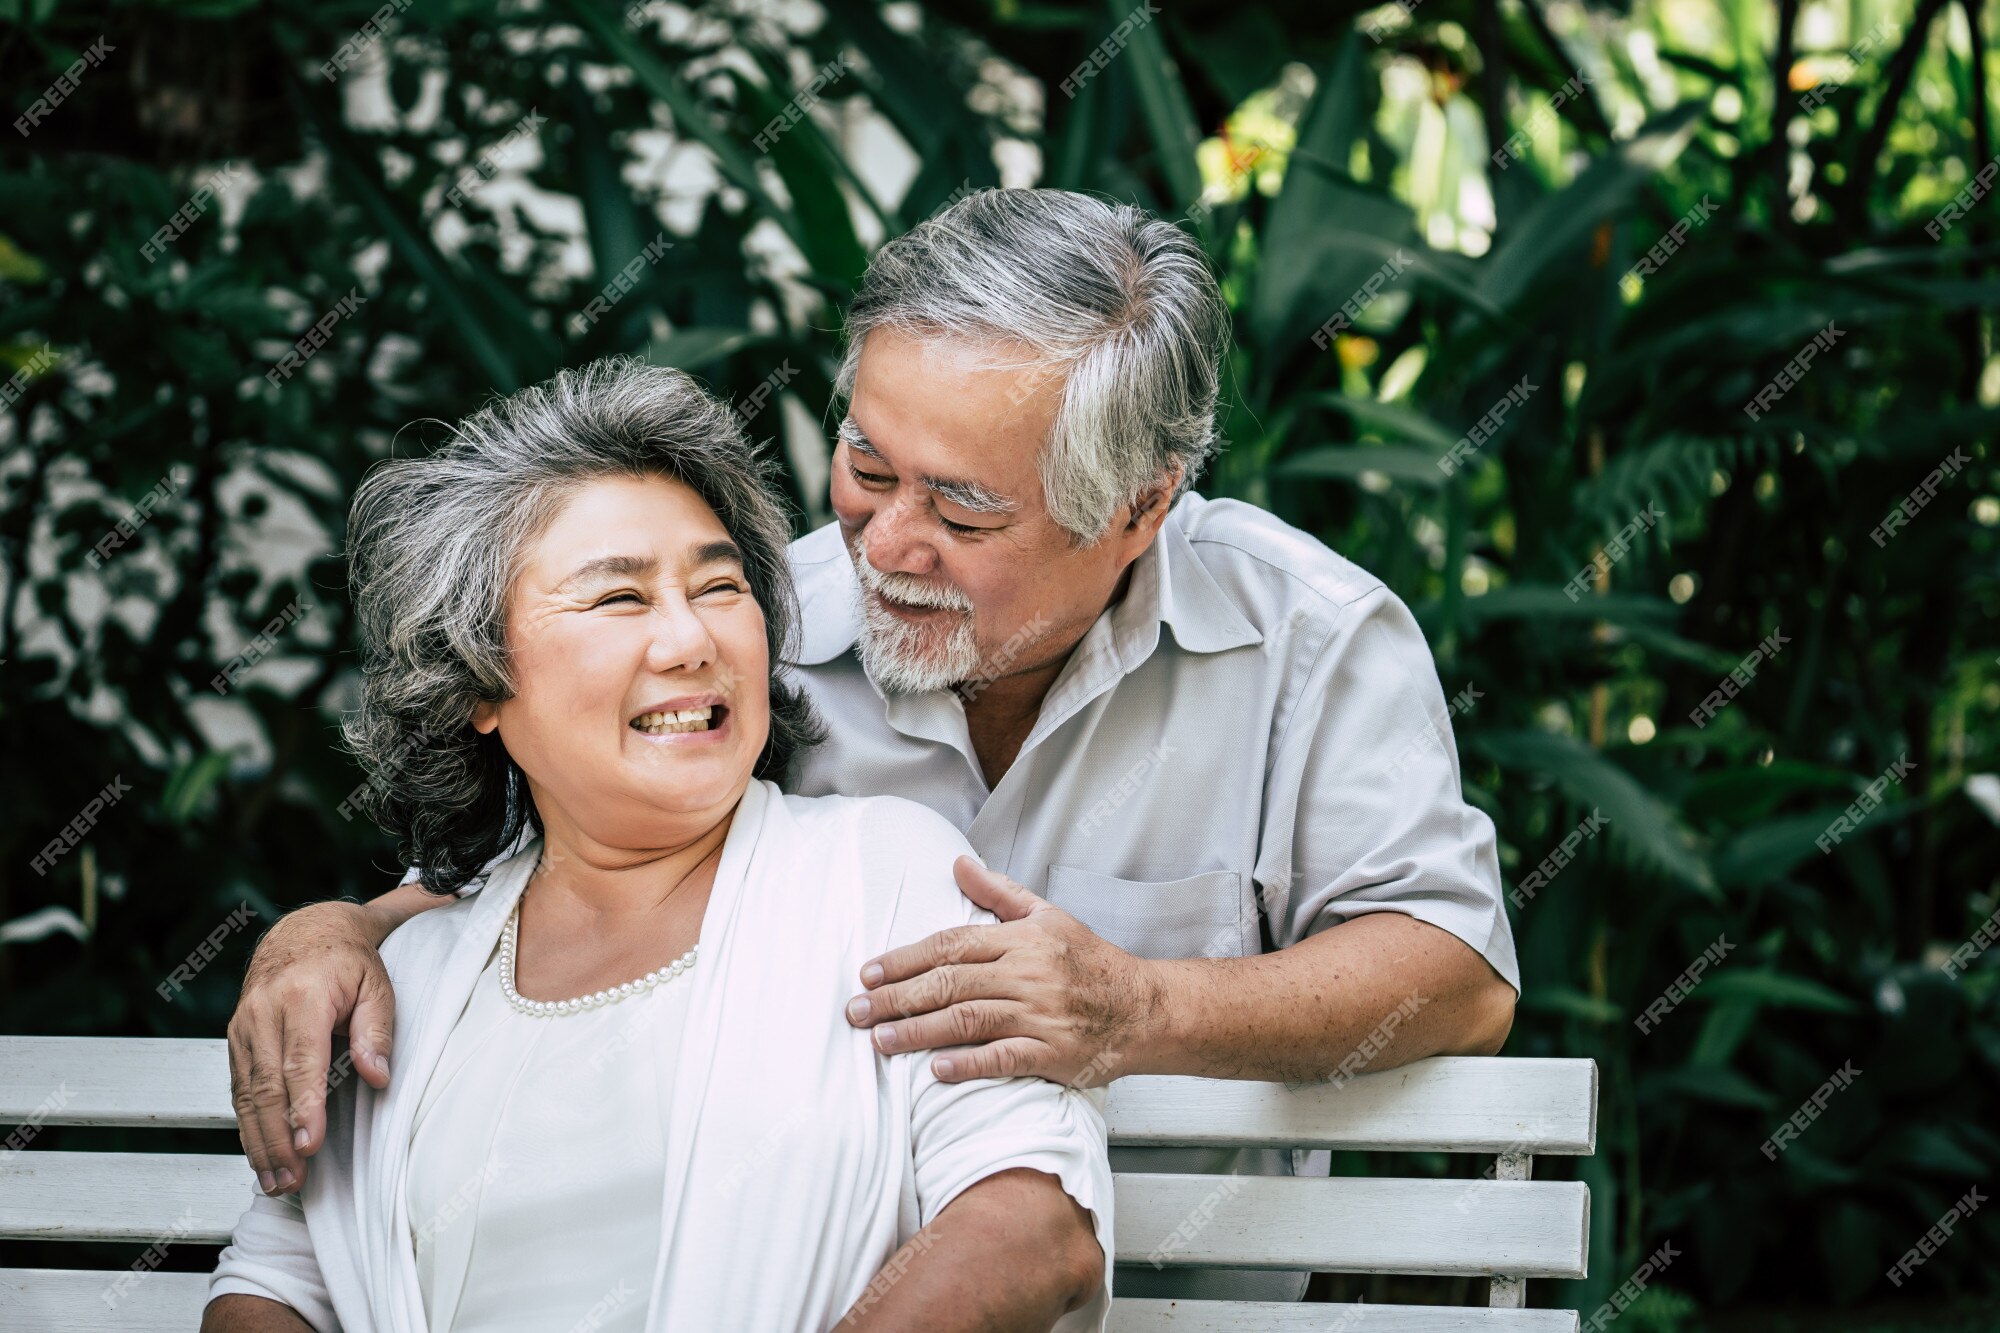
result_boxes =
[203,359,1111,1333]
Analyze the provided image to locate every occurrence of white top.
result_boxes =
[404,941,693,1333]
[213,781,1113,1332]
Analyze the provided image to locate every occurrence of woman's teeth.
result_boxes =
[631,706,715,734]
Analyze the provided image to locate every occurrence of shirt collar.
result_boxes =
[787,495,1262,672]
[1143,496,1264,656]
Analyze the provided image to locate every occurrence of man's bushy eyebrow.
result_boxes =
[928,477,1017,515]
[837,417,1017,515]
[838,417,882,459]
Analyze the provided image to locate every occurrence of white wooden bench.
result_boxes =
[0,1036,1594,1330]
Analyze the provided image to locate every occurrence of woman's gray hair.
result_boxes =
[342,356,823,896]
[835,188,1230,542]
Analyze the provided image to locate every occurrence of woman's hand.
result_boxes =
[227,885,436,1195]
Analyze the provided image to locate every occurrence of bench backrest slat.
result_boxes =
[0,1037,232,1129]
[1,1038,1597,1155]
[1106,1064,1596,1154]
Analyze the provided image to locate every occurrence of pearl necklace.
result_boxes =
[499,895,698,1018]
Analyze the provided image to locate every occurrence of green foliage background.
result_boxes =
[3,0,1998,1318]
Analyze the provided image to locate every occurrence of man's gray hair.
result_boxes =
[342,357,821,895]
[836,188,1230,541]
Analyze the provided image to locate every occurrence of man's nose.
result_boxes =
[861,496,938,578]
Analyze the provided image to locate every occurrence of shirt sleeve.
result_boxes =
[867,799,1115,1332]
[208,1189,339,1333]
[905,1060,1114,1331]
[1260,585,1520,993]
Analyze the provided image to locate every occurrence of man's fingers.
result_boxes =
[869,999,1032,1055]
[346,959,397,1091]
[951,855,1048,921]
[278,1013,334,1160]
[225,1028,280,1194]
[931,1037,1051,1083]
[859,922,1011,993]
[234,1014,304,1194]
[852,942,1017,1029]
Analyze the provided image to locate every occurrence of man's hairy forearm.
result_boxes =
[358,878,450,943]
[1132,913,1516,1083]
[838,1168,1101,1331]
[202,1294,316,1332]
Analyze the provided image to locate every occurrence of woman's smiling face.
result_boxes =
[471,474,771,845]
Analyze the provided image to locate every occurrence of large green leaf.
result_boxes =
[1252,184,1422,352]
[1690,971,1859,1014]
[1458,585,1682,628]
[555,0,809,263]
[1276,444,1451,488]
[1640,1063,1778,1110]
[1252,35,1367,337]
[1112,0,1203,211]
[1468,729,1715,893]
[819,0,996,195]
[722,65,869,287]
[644,326,787,371]
[1711,797,1926,889]
[1306,389,1461,454]
[567,67,662,331]
[1475,101,1705,316]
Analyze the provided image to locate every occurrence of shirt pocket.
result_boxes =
[1044,865,1249,960]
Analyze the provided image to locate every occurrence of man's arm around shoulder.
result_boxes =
[229,880,449,1195]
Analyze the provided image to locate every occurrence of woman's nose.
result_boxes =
[643,599,718,674]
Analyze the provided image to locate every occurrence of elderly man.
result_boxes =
[233,188,1517,1304]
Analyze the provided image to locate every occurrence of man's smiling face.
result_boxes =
[832,329,1166,695]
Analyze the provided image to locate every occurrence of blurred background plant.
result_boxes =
[2,0,1996,1321]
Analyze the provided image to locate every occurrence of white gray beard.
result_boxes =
[848,535,982,694]
[855,589,982,694]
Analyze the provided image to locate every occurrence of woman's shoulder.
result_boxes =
[380,840,538,967]
[776,791,969,867]
[778,792,987,945]
[381,890,483,968]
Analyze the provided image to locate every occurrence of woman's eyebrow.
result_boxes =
[554,542,744,592]
[554,553,655,592]
[687,539,746,571]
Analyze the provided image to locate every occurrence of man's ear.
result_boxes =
[1125,462,1185,533]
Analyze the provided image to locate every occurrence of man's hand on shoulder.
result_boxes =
[845,856,1165,1087]
[228,882,439,1195]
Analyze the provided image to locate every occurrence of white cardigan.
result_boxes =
[211,780,1113,1332]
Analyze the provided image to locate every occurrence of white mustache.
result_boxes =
[852,536,973,613]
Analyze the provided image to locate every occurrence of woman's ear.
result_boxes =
[471,699,499,735]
